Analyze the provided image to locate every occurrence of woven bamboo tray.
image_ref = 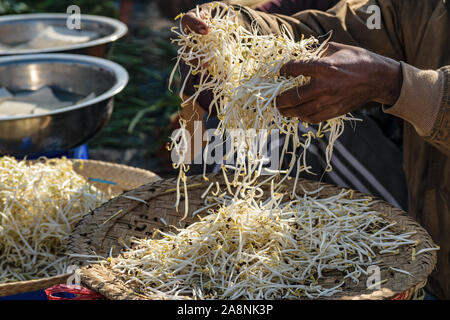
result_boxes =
[68,174,437,300]
[0,159,161,297]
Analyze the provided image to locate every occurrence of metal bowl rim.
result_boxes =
[0,53,129,121]
[0,13,128,56]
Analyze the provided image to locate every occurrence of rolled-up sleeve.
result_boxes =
[383,65,449,155]
[423,66,450,155]
[382,64,443,134]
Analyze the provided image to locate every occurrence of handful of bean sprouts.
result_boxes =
[0,157,107,283]
[105,3,438,299]
[168,3,356,216]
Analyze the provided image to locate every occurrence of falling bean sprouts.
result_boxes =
[167,3,357,217]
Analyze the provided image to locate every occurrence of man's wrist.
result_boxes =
[376,59,403,106]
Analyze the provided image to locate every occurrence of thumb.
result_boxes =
[279,59,325,78]
[181,11,210,35]
[321,41,347,57]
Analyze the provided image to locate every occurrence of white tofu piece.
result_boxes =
[0,43,11,52]
[33,101,72,113]
[4,86,74,115]
[0,100,37,115]
[76,92,96,104]
[14,86,62,105]
[25,26,99,49]
[45,26,98,43]
[1,26,99,51]
[0,88,12,101]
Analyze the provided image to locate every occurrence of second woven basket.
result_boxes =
[0,159,160,297]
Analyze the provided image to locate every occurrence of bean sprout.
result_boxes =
[106,188,427,299]
[0,156,107,283]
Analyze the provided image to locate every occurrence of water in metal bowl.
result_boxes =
[0,53,129,157]
[0,13,127,57]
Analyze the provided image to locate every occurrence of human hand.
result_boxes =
[180,2,231,35]
[178,3,229,111]
[276,42,403,123]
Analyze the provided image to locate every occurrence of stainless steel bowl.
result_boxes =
[0,13,127,57]
[0,53,128,157]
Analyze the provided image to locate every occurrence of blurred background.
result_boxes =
[0,0,194,175]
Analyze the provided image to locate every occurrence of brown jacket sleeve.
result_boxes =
[232,0,405,59]
[421,66,450,155]
[384,64,450,155]
[253,0,340,15]
[227,0,450,155]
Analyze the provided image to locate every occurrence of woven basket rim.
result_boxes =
[70,174,438,300]
[0,159,160,297]
[0,274,70,297]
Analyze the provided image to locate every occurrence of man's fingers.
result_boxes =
[276,81,323,109]
[279,59,326,78]
[180,10,210,66]
[320,41,342,57]
[181,12,210,35]
[279,43,345,77]
[279,101,346,124]
[279,100,320,119]
[304,105,344,124]
[279,106,301,118]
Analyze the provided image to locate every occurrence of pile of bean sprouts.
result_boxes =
[0,157,107,283]
[105,3,438,299]
[107,184,436,299]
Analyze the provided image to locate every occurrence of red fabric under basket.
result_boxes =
[45,284,104,300]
